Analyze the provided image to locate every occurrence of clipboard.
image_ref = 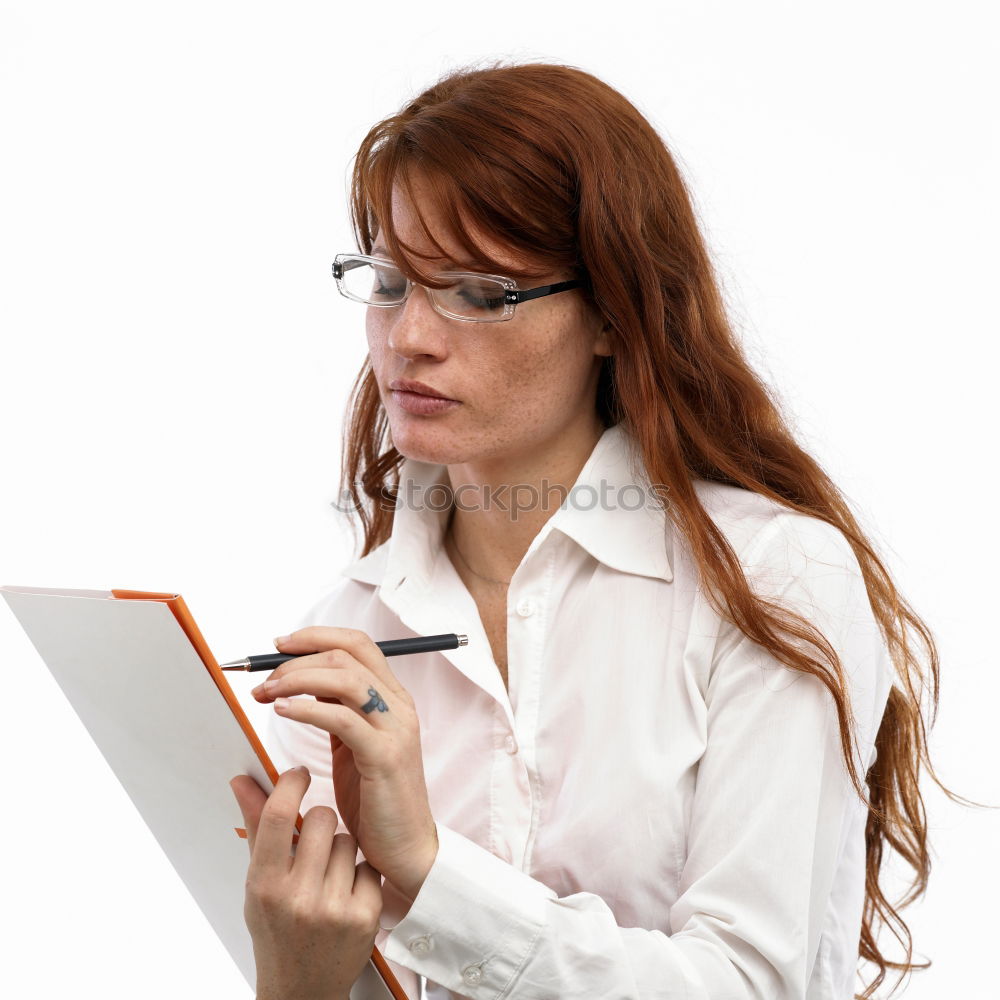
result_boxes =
[0,585,411,1000]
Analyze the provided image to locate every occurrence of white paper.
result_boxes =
[1,585,399,1000]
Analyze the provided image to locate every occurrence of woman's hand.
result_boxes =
[252,627,439,902]
[230,766,383,1000]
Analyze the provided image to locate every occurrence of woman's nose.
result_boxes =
[385,285,451,360]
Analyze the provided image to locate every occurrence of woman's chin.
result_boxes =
[389,423,466,466]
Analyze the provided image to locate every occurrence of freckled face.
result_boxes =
[365,174,612,467]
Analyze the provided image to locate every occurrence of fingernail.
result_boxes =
[274,634,291,646]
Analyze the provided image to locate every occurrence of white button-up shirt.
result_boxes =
[265,423,894,1000]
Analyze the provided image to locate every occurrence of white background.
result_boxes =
[1,1,996,996]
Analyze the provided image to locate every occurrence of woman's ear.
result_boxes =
[594,320,615,358]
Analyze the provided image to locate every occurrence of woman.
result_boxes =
[230,61,963,1000]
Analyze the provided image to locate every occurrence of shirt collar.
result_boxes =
[341,422,674,587]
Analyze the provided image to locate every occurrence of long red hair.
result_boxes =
[337,59,987,999]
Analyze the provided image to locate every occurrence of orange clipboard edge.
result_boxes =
[109,589,411,1000]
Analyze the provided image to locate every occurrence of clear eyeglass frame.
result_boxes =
[331,252,587,324]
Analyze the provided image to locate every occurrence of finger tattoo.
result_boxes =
[361,687,388,714]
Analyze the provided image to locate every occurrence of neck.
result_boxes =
[444,415,606,585]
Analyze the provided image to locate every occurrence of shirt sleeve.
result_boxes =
[382,513,893,1000]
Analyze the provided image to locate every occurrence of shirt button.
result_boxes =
[504,733,517,754]
[515,598,535,617]
[408,935,432,954]
[462,964,484,985]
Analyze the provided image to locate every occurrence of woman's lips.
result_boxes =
[390,389,462,415]
[389,378,456,399]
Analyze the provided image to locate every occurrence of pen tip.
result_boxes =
[219,663,244,671]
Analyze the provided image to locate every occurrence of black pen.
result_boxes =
[219,632,469,672]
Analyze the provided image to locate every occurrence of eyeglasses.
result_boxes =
[331,253,587,323]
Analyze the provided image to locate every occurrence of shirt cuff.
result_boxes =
[383,822,556,996]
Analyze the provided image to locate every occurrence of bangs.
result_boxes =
[353,141,553,289]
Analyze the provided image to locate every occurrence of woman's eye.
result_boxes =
[457,284,504,310]
[372,272,407,298]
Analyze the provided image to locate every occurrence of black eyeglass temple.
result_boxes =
[507,278,587,304]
